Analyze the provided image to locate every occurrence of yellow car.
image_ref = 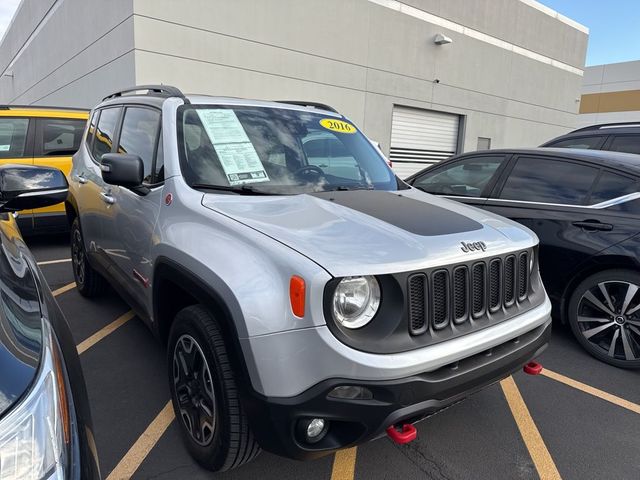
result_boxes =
[0,105,88,234]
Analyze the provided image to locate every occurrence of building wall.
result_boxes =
[132,0,587,153]
[0,0,136,107]
[579,60,640,127]
[0,0,588,156]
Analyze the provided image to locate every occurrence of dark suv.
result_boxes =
[542,122,640,155]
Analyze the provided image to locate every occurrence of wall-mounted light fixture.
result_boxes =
[434,33,453,45]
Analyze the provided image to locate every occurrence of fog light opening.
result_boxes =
[298,418,329,444]
[328,385,373,400]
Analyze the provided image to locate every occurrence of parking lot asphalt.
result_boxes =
[27,234,640,480]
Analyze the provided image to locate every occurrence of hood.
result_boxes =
[202,188,537,277]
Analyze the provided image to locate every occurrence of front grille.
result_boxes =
[408,273,427,335]
[432,270,449,329]
[407,250,531,336]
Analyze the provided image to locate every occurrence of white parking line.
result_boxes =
[38,258,72,266]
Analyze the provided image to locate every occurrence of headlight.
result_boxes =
[332,276,381,329]
[0,321,73,480]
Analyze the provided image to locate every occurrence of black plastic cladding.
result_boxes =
[323,248,544,354]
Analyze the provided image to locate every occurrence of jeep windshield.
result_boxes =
[177,105,401,194]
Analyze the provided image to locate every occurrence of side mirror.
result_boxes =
[0,165,68,213]
[101,153,143,188]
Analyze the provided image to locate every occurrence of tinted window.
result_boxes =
[546,136,605,149]
[91,108,120,160]
[117,107,160,182]
[86,110,98,149]
[0,118,29,158]
[155,130,164,182]
[412,156,505,197]
[500,157,599,205]
[40,118,86,155]
[590,171,638,204]
[609,135,640,155]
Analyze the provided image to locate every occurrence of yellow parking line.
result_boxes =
[501,376,561,480]
[38,258,72,266]
[542,368,640,415]
[106,400,175,480]
[52,282,76,296]
[76,311,135,355]
[331,447,358,480]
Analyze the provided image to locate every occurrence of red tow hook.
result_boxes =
[386,424,417,444]
[523,361,543,375]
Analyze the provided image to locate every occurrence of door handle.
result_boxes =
[99,192,115,205]
[572,220,613,231]
[73,173,88,184]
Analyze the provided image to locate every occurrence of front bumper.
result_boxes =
[242,319,551,460]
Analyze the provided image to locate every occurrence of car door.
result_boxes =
[483,155,640,302]
[101,106,163,312]
[406,154,510,208]
[0,116,35,226]
[73,106,122,271]
[32,116,87,230]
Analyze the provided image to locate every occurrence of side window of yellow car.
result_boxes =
[34,117,87,176]
[0,117,33,166]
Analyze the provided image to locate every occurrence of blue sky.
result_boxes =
[541,0,640,66]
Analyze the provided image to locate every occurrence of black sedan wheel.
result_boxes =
[569,270,640,368]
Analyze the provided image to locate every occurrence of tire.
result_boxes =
[568,269,640,368]
[70,218,105,297]
[167,305,260,471]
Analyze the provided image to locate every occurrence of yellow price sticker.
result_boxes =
[319,118,357,134]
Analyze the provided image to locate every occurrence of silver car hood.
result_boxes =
[202,188,537,277]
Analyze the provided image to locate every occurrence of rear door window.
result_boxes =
[91,107,121,161]
[608,135,640,155]
[546,136,606,150]
[116,107,161,183]
[412,156,506,197]
[589,171,638,205]
[37,118,86,156]
[499,156,599,205]
[0,118,30,158]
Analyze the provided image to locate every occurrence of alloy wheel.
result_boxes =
[71,228,85,285]
[577,281,640,362]
[173,334,216,446]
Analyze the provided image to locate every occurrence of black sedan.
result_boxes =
[405,148,640,368]
[0,165,100,478]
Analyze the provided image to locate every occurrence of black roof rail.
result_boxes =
[571,121,640,132]
[275,100,338,113]
[102,85,190,103]
[0,104,88,111]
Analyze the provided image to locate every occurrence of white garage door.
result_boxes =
[390,106,460,178]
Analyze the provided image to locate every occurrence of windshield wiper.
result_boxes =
[325,185,375,192]
[191,184,279,195]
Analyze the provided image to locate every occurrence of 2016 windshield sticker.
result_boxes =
[214,142,270,186]
[0,145,10,151]
[319,118,357,134]
[197,109,270,185]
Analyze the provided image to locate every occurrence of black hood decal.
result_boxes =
[309,190,482,236]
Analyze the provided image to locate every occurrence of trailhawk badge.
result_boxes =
[461,241,487,253]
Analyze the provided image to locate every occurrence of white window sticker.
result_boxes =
[197,109,250,145]
[0,145,10,152]
[214,143,270,186]
[196,109,270,185]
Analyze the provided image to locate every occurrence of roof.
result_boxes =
[456,147,640,174]
[0,105,88,119]
[185,95,342,116]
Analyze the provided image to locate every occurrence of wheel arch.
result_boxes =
[153,257,252,384]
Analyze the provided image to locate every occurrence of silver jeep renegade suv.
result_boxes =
[67,85,551,471]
